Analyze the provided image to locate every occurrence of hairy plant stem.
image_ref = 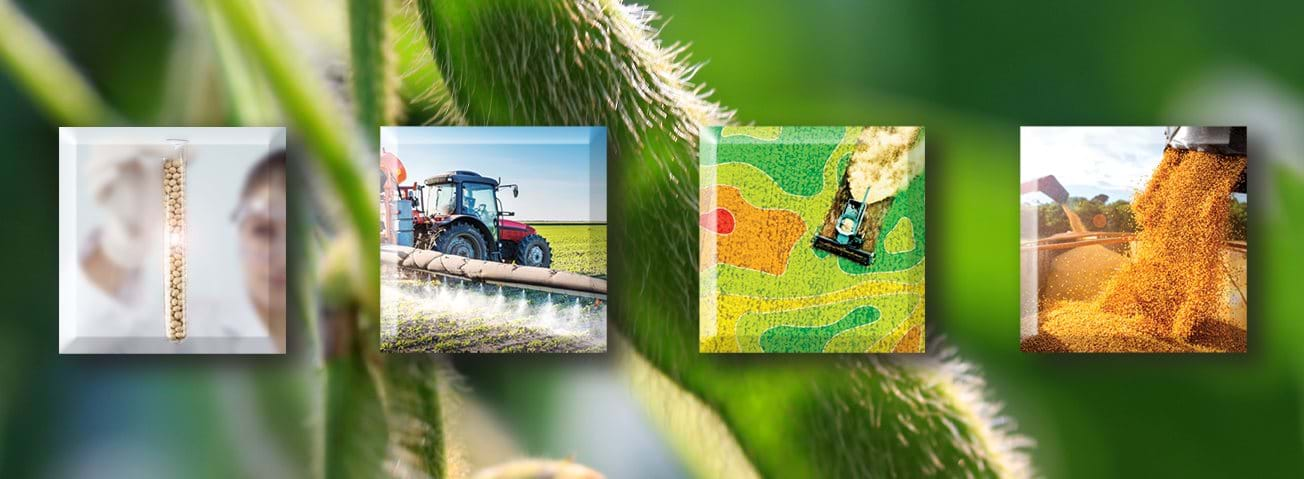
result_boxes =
[349,0,397,138]
[416,1,1031,477]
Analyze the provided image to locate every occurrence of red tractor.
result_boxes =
[402,171,552,268]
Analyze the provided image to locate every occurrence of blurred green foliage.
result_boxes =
[0,0,1301,478]
[646,0,1303,477]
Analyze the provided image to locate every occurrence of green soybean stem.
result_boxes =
[195,0,277,125]
[0,0,117,125]
[415,2,1031,477]
[349,0,393,141]
[204,0,378,293]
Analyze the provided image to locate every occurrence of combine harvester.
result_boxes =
[812,186,876,265]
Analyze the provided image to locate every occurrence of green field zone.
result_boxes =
[530,224,607,277]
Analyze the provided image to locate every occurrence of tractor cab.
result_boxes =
[413,171,552,267]
[425,171,506,236]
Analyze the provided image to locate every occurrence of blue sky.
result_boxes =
[381,127,606,222]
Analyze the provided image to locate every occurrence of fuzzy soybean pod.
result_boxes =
[417,1,1030,478]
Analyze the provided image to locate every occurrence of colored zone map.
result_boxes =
[699,126,926,353]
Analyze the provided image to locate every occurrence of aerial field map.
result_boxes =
[700,126,926,353]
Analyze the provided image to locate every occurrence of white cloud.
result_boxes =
[1021,126,1166,200]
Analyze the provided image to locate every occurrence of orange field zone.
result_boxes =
[699,185,804,276]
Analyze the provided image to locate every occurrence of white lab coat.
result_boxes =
[63,230,277,354]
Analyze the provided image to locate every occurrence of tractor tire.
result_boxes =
[432,222,488,260]
[514,234,552,268]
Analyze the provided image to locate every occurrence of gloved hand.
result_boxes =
[85,148,162,269]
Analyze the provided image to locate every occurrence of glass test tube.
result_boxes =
[164,139,188,341]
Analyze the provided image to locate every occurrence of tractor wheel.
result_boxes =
[432,222,488,260]
[514,234,552,268]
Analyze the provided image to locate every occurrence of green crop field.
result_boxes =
[378,225,607,354]
[381,307,604,353]
[531,224,606,277]
[380,281,606,353]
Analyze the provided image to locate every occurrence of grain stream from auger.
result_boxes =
[1024,148,1247,353]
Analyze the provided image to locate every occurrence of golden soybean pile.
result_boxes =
[1098,148,1245,340]
[1025,148,1247,352]
[164,158,187,341]
[1042,244,1125,302]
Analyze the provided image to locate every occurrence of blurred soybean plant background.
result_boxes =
[2,0,1304,478]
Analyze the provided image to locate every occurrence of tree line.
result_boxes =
[1036,195,1247,241]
